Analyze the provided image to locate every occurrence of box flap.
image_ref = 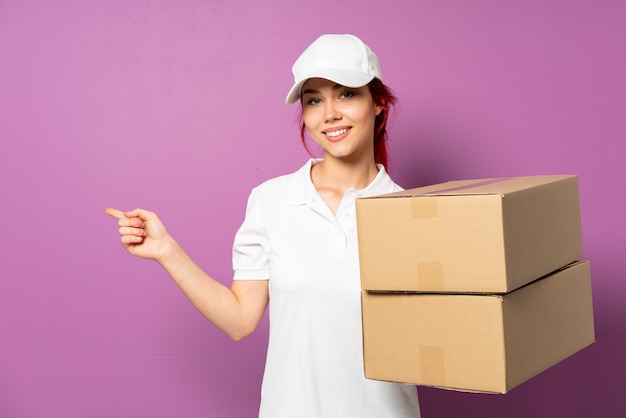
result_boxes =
[364,175,578,199]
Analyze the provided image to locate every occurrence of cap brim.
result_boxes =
[285,70,375,105]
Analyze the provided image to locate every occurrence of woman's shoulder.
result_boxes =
[249,160,313,200]
[252,170,296,193]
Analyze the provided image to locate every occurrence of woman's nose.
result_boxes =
[325,102,342,122]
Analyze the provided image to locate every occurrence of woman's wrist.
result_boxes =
[155,235,182,267]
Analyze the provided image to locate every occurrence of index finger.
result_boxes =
[104,207,126,220]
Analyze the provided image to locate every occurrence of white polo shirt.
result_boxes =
[233,159,420,418]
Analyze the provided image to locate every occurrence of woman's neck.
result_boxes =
[310,155,379,214]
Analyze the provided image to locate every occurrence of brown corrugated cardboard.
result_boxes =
[361,261,595,393]
[356,175,583,293]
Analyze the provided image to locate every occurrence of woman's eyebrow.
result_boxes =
[302,84,347,96]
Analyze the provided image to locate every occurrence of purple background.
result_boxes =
[1,0,624,416]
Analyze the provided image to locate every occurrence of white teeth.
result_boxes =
[326,128,348,138]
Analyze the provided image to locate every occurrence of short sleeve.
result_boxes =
[232,189,270,280]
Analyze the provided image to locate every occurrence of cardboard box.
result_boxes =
[356,175,583,293]
[361,261,595,393]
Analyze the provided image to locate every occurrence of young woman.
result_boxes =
[106,34,421,417]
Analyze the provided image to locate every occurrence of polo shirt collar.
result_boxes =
[360,163,396,197]
[287,158,396,205]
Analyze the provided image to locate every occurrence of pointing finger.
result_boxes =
[104,207,126,220]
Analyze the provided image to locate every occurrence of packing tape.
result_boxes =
[419,345,445,385]
[417,262,445,289]
[411,198,438,219]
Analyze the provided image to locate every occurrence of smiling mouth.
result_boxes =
[324,128,350,138]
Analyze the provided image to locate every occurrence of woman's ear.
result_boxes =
[375,101,385,116]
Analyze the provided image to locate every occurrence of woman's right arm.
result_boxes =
[105,208,269,341]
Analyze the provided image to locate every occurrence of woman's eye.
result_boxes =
[340,91,355,99]
[306,98,322,105]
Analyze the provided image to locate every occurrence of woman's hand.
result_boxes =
[104,208,174,261]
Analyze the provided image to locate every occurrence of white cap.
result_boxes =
[285,34,383,105]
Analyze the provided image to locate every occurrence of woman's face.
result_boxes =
[301,78,382,163]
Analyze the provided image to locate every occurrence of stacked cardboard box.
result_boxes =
[356,175,595,394]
